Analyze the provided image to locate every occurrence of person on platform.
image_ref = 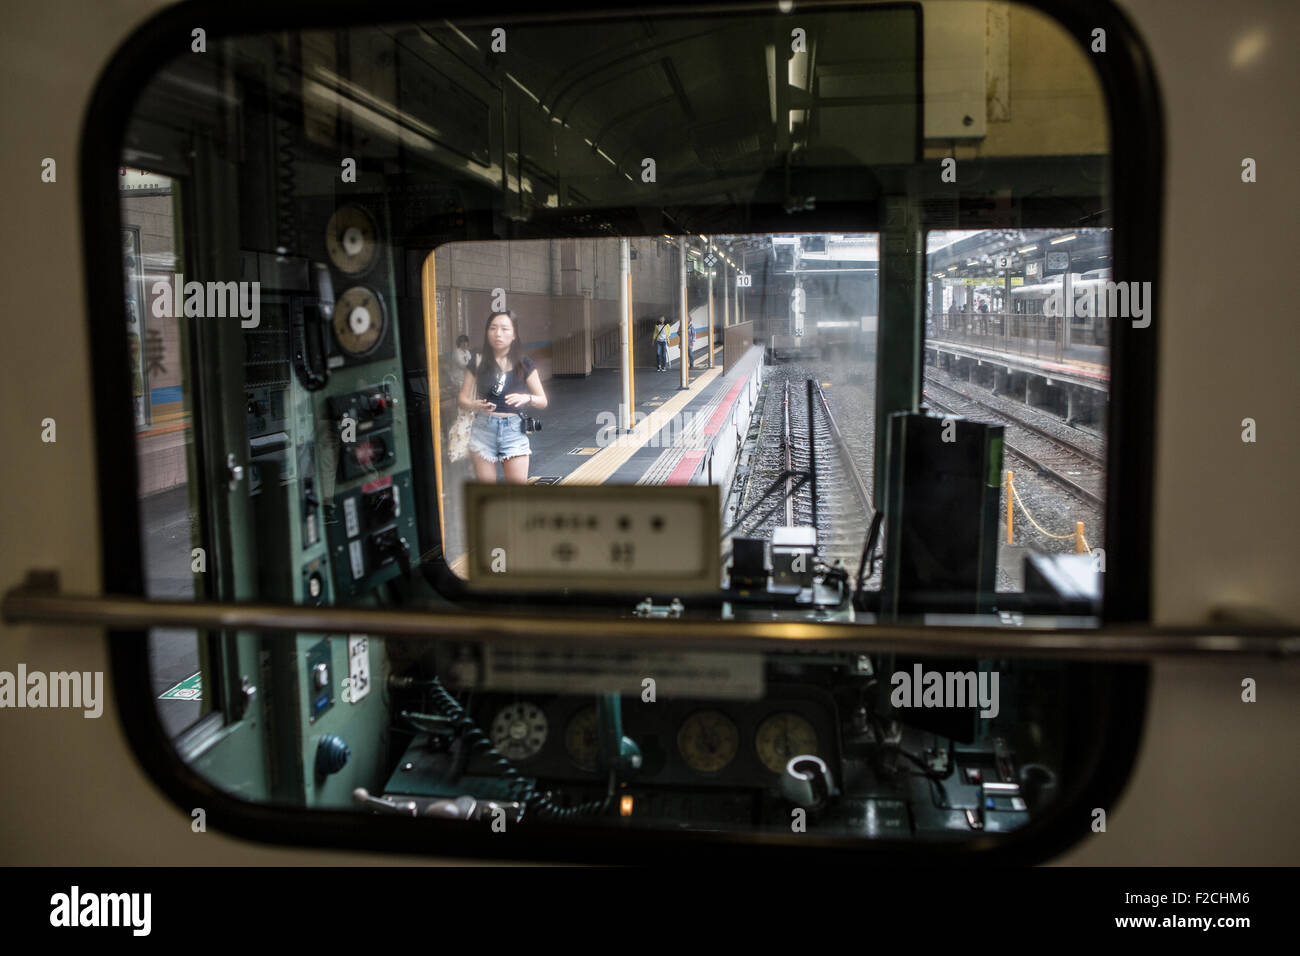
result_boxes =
[654,315,670,371]
[458,310,548,484]
[453,334,476,385]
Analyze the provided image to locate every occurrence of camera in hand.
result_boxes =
[519,414,542,434]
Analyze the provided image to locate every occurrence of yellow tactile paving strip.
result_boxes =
[560,367,723,485]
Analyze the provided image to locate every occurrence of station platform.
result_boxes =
[926,338,1109,392]
[534,344,763,487]
[439,343,766,567]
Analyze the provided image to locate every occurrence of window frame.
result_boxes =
[80,0,1163,862]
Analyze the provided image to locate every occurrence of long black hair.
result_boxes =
[474,310,526,399]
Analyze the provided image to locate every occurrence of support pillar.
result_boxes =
[618,238,633,431]
[706,239,715,369]
[723,258,731,327]
[1058,269,1072,361]
[678,237,690,389]
[1027,375,1048,410]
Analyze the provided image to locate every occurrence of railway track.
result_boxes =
[735,368,875,571]
[922,377,1103,508]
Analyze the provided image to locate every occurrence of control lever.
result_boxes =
[780,755,839,811]
[352,787,418,816]
[420,795,479,820]
[354,789,524,823]
[422,798,524,823]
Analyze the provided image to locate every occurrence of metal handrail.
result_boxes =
[3,572,1296,660]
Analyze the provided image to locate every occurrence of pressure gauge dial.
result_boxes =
[325,204,379,275]
[755,712,818,774]
[332,286,385,356]
[677,710,739,773]
[490,702,548,761]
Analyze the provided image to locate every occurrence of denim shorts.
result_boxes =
[468,413,532,463]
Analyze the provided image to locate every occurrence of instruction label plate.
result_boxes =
[463,483,720,593]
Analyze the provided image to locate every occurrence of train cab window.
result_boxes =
[84,0,1160,860]
[428,234,880,580]
[925,227,1112,593]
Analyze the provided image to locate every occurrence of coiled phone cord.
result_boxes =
[425,677,613,822]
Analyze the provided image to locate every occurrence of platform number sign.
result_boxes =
[996,254,1012,270]
[737,273,752,288]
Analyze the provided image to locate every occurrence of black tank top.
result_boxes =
[476,354,536,412]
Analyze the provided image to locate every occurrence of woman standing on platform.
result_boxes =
[458,310,548,484]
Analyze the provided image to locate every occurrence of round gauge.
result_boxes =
[325,204,379,275]
[564,706,599,772]
[490,702,548,761]
[755,712,819,774]
[677,710,740,773]
[332,286,386,356]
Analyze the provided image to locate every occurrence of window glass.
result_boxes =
[925,228,1112,593]
[101,2,1133,851]
[430,234,878,581]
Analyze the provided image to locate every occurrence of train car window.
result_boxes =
[924,227,1112,594]
[83,0,1160,860]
